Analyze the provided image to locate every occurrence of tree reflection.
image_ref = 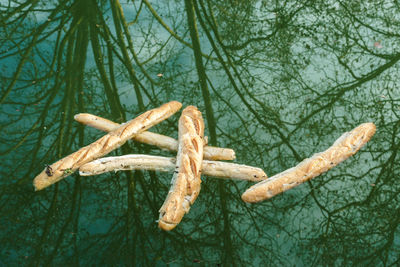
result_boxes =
[1,0,399,265]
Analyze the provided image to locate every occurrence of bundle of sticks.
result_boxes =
[33,101,376,231]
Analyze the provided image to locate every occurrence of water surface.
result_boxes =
[1,1,399,266]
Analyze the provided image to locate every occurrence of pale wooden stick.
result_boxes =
[74,113,236,160]
[79,154,267,181]
[33,101,182,191]
[241,123,376,203]
[158,106,205,231]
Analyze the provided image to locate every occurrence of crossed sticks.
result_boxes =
[33,101,376,231]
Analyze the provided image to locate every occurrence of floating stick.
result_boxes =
[74,113,236,161]
[33,101,182,191]
[241,123,376,203]
[79,154,267,182]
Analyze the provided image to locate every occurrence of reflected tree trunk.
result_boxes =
[1,0,400,265]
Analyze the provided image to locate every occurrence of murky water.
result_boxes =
[1,1,399,266]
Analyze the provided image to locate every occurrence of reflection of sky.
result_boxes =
[1,1,400,265]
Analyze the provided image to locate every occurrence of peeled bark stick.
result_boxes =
[158,106,205,231]
[33,101,182,191]
[79,154,267,182]
[242,123,376,203]
[74,113,235,160]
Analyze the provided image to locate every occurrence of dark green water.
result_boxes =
[1,1,400,266]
